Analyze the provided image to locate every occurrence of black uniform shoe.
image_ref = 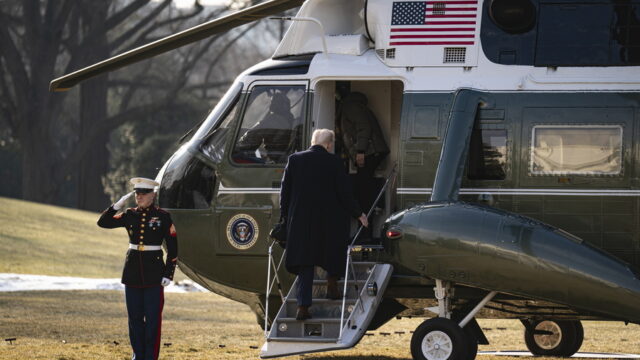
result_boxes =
[326,276,342,300]
[296,306,312,320]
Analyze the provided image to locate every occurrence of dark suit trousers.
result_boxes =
[296,266,314,307]
[125,286,164,360]
[356,153,387,239]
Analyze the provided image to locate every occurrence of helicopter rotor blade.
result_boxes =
[49,0,304,92]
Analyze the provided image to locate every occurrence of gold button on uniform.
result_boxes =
[141,224,145,228]
[140,235,144,239]
[139,241,143,245]
[141,230,145,233]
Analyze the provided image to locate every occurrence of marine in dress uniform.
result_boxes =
[98,177,178,360]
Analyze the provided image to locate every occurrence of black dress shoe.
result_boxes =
[296,306,312,320]
[326,276,342,300]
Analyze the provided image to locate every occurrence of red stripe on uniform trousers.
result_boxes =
[153,287,165,360]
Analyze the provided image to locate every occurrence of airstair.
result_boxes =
[260,167,397,358]
[260,252,393,358]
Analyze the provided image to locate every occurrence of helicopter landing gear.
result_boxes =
[522,319,584,357]
[411,317,469,360]
[411,280,497,360]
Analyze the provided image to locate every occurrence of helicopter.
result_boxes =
[50,0,640,359]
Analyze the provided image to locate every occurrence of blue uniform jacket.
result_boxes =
[98,205,178,287]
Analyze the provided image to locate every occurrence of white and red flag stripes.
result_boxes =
[390,0,479,46]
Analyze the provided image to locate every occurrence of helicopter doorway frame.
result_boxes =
[311,79,404,239]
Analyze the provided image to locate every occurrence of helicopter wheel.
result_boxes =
[462,325,478,360]
[523,319,583,357]
[410,317,470,360]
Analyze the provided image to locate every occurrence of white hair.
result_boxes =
[311,129,334,147]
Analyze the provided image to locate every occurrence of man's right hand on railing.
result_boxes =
[358,213,368,228]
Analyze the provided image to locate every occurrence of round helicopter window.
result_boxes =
[489,0,536,34]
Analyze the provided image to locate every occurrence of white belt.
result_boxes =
[129,244,162,251]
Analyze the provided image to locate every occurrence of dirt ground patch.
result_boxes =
[0,290,638,360]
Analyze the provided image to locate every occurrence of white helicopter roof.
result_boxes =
[274,0,483,67]
[268,0,640,92]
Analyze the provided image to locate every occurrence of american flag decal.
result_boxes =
[390,1,478,46]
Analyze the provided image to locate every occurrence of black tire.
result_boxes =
[463,325,478,360]
[560,321,584,357]
[524,320,580,357]
[411,317,470,360]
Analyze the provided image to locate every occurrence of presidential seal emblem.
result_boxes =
[226,214,259,250]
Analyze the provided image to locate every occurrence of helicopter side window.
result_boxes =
[468,129,507,180]
[231,85,305,165]
[200,93,242,163]
[531,126,622,175]
[159,147,215,209]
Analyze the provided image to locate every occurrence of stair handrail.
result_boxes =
[265,242,287,337]
[339,164,398,340]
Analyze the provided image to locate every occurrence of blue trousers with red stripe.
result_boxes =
[125,286,164,360]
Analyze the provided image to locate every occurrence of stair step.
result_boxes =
[312,279,366,285]
[278,317,342,323]
[286,298,356,303]
[267,337,339,343]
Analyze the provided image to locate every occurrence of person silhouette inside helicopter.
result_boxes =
[235,91,298,164]
[338,91,390,243]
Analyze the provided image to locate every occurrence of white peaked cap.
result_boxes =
[130,177,160,190]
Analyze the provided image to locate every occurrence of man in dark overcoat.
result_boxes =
[280,129,368,320]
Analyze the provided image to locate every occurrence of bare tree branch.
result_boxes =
[104,0,150,31]
[23,0,42,44]
[0,59,18,133]
[123,3,221,52]
[0,11,30,112]
[60,99,188,178]
[110,0,173,52]
[202,22,258,91]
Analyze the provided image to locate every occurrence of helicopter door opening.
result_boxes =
[312,80,403,240]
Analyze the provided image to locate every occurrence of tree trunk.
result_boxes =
[77,3,111,211]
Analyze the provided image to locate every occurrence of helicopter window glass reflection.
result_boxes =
[468,129,507,180]
[231,85,305,165]
[159,147,214,209]
[531,126,622,175]
[200,93,241,163]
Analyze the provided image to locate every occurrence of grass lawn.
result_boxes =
[0,197,186,281]
[0,290,638,360]
[0,197,639,359]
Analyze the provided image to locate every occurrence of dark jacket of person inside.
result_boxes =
[279,129,368,320]
[339,92,390,241]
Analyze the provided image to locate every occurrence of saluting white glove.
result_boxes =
[113,191,134,210]
[161,277,171,287]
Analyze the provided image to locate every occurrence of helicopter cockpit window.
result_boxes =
[231,85,305,165]
[468,129,507,180]
[531,126,622,175]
